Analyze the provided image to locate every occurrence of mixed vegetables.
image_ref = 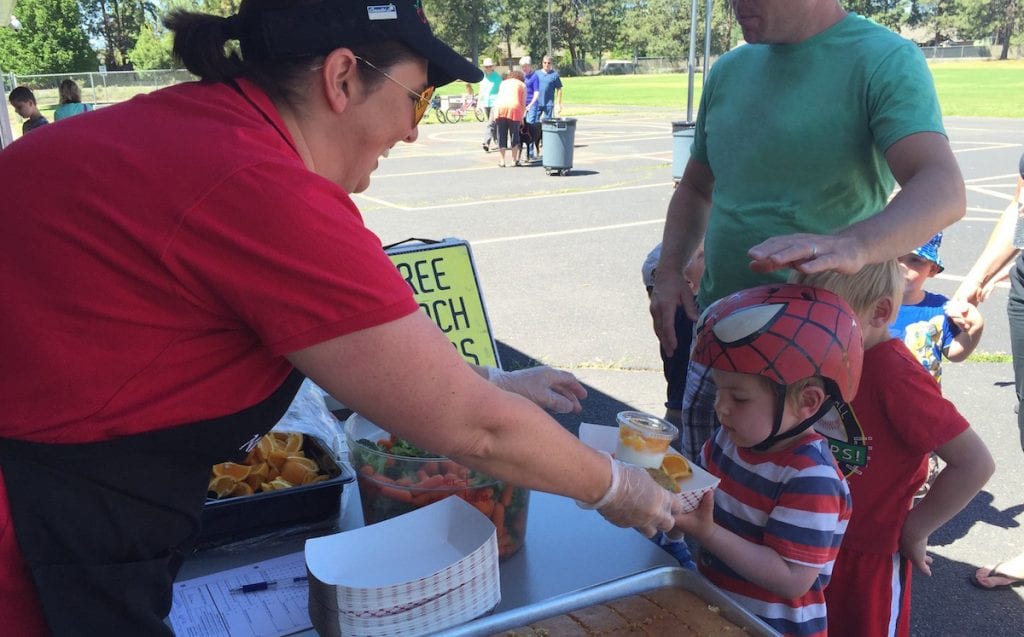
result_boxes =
[350,435,529,560]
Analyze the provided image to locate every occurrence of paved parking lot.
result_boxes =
[357,111,1024,635]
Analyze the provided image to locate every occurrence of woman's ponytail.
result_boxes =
[165,11,244,82]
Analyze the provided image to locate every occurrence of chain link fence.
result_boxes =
[918,44,1023,60]
[3,69,194,143]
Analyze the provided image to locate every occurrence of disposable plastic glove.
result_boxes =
[577,453,678,537]
[486,366,588,414]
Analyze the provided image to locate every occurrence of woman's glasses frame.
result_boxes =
[354,56,435,126]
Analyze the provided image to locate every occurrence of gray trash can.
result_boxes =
[671,120,696,182]
[541,117,577,176]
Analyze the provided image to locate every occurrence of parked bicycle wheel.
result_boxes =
[446,108,464,124]
[473,106,486,122]
[434,107,447,123]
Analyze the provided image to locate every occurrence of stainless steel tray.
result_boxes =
[438,566,780,636]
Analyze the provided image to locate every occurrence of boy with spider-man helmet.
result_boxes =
[671,283,858,637]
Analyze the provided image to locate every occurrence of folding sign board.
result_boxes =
[385,238,500,368]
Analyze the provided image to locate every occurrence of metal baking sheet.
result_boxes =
[439,566,780,636]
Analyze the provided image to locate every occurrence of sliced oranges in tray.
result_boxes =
[206,432,332,500]
[199,432,353,547]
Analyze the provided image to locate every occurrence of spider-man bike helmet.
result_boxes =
[692,283,864,450]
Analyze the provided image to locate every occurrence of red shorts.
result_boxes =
[826,547,912,637]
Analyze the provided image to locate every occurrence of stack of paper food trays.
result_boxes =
[306,496,500,636]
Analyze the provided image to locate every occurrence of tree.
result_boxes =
[845,0,912,30]
[622,0,691,59]
[0,0,95,73]
[79,0,159,69]
[130,22,173,69]
[423,0,494,66]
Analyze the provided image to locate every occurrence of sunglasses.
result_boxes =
[355,56,435,126]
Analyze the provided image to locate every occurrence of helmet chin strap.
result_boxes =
[750,385,836,452]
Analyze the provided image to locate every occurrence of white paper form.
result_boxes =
[169,551,312,637]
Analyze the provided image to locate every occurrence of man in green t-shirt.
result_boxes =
[649,0,965,459]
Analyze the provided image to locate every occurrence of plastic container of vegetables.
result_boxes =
[345,413,529,560]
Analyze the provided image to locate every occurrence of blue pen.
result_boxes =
[230,576,308,594]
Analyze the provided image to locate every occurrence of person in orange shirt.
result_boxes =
[493,70,525,167]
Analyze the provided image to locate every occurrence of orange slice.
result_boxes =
[661,455,692,480]
[207,475,237,498]
[280,457,319,485]
[212,462,251,481]
[283,433,304,453]
[254,435,277,462]
[244,462,270,491]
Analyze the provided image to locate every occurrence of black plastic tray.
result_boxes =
[198,436,354,547]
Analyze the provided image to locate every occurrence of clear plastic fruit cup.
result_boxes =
[614,411,679,469]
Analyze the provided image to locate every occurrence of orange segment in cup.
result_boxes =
[614,411,679,469]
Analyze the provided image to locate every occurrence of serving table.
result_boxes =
[176,485,678,635]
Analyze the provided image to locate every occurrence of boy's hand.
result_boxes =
[670,489,715,543]
[898,529,933,576]
[944,300,980,332]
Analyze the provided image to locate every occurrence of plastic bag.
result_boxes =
[270,379,346,459]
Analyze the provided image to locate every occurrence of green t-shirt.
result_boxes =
[692,13,944,309]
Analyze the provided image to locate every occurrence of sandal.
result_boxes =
[971,564,1024,590]
[498,161,506,167]
[514,160,522,167]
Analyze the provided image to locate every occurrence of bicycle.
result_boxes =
[445,94,486,124]
[423,94,447,123]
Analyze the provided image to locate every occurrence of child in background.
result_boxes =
[8,86,48,135]
[793,262,994,637]
[673,283,857,637]
[892,232,984,384]
[641,242,704,432]
[892,233,984,496]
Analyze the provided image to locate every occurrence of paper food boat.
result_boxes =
[579,423,719,513]
[305,496,500,637]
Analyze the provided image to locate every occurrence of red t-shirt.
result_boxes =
[823,339,968,553]
[0,80,418,633]
[0,79,418,442]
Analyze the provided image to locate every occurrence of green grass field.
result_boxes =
[7,59,1023,137]
[437,59,1024,120]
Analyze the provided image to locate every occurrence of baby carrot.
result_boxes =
[492,503,506,532]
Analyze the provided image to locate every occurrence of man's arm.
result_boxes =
[650,158,714,355]
[748,131,965,275]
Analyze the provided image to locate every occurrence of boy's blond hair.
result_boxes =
[790,260,903,319]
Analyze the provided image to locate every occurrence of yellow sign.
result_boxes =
[386,239,499,367]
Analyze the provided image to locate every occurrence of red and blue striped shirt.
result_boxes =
[699,429,851,637]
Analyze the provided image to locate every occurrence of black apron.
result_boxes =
[0,370,304,636]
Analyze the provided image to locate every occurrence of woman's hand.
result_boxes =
[487,366,588,414]
[581,456,680,537]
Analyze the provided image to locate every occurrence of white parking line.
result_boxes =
[472,218,666,245]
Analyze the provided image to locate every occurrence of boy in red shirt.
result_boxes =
[794,261,994,637]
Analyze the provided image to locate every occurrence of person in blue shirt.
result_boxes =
[520,56,540,161]
[891,232,984,385]
[536,55,562,119]
[54,79,93,121]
